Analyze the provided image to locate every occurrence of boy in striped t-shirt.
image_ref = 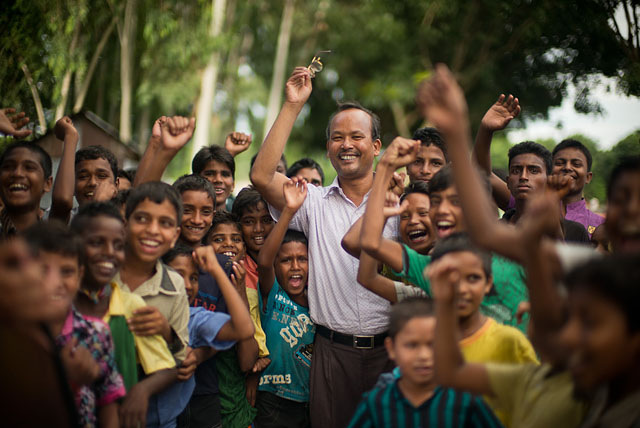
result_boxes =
[348,298,503,428]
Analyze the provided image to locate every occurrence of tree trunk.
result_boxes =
[192,0,227,155]
[119,0,137,143]
[21,63,47,133]
[390,100,411,138]
[262,0,296,138]
[55,23,81,121]
[74,18,116,113]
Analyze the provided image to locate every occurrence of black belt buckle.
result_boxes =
[353,335,374,349]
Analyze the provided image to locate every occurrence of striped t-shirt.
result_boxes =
[348,380,503,428]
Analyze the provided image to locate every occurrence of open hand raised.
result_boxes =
[481,94,521,132]
[283,177,308,211]
[0,108,32,138]
[285,67,313,105]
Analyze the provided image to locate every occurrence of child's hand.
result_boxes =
[416,64,469,134]
[425,255,460,303]
[252,356,271,373]
[159,115,196,152]
[193,245,222,274]
[520,181,566,242]
[0,108,32,138]
[225,132,252,157]
[546,173,573,200]
[480,94,521,132]
[285,67,313,106]
[283,177,308,212]
[54,116,78,141]
[382,191,408,219]
[120,382,149,428]
[230,260,247,292]
[60,337,101,386]
[380,137,420,169]
[128,306,171,339]
[388,171,406,197]
[245,373,260,407]
[516,301,531,325]
[93,179,118,202]
[177,347,197,381]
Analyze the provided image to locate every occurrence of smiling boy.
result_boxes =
[406,127,447,183]
[173,174,216,247]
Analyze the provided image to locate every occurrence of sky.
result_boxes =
[509,78,640,149]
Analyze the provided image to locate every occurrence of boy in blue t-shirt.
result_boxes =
[255,177,315,428]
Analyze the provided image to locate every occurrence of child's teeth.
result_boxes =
[141,239,159,247]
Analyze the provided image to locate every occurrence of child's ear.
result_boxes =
[384,336,396,361]
[484,275,493,295]
[170,226,181,248]
[43,176,53,193]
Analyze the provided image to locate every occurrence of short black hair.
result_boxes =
[75,145,118,181]
[400,181,429,203]
[70,201,124,236]
[281,229,308,248]
[125,181,183,224]
[566,254,640,332]
[173,174,217,210]
[388,297,435,338]
[0,141,52,178]
[431,232,492,278]
[428,164,454,195]
[508,141,552,175]
[412,127,447,161]
[162,241,194,265]
[250,153,288,171]
[117,168,134,183]
[232,186,268,219]
[209,211,241,239]
[111,189,131,209]
[607,155,640,200]
[192,145,235,178]
[325,101,381,142]
[552,139,593,172]
[286,158,325,185]
[24,220,82,263]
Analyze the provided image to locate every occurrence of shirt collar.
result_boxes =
[323,176,373,205]
[116,260,179,297]
[61,307,77,336]
[566,198,587,212]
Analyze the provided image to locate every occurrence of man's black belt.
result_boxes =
[316,324,387,349]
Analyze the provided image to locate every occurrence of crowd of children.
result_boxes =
[0,60,639,428]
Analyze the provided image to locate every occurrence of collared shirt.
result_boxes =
[103,282,176,377]
[565,198,604,237]
[56,307,126,428]
[115,261,190,362]
[348,380,503,428]
[269,176,398,335]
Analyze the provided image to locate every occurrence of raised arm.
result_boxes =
[429,255,493,396]
[473,95,520,210]
[360,137,419,273]
[49,116,79,221]
[0,108,32,138]
[224,132,252,158]
[193,246,255,342]
[257,177,307,303]
[134,116,195,186]
[250,67,312,211]
[418,65,527,263]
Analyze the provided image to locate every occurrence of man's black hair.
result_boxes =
[566,254,640,332]
[400,181,430,203]
[607,155,640,200]
[75,145,118,181]
[125,181,183,224]
[286,157,325,185]
[325,101,381,142]
[412,127,448,161]
[192,145,235,178]
[111,189,131,209]
[232,186,268,219]
[388,297,435,338]
[162,241,194,265]
[173,174,217,210]
[250,153,288,171]
[281,229,308,248]
[0,141,52,178]
[431,232,492,278]
[70,201,124,236]
[24,219,82,263]
[552,139,593,172]
[508,141,552,175]
[117,168,134,183]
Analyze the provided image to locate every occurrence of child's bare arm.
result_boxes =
[356,251,398,303]
[360,138,420,272]
[428,256,493,396]
[418,65,528,263]
[49,116,79,222]
[257,177,307,303]
[341,215,363,258]
[120,368,177,428]
[237,337,260,372]
[128,306,172,343]
[97,402,118,428]
[473,95,520,211]
[134,116,195,186]
[194,246,255,342]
